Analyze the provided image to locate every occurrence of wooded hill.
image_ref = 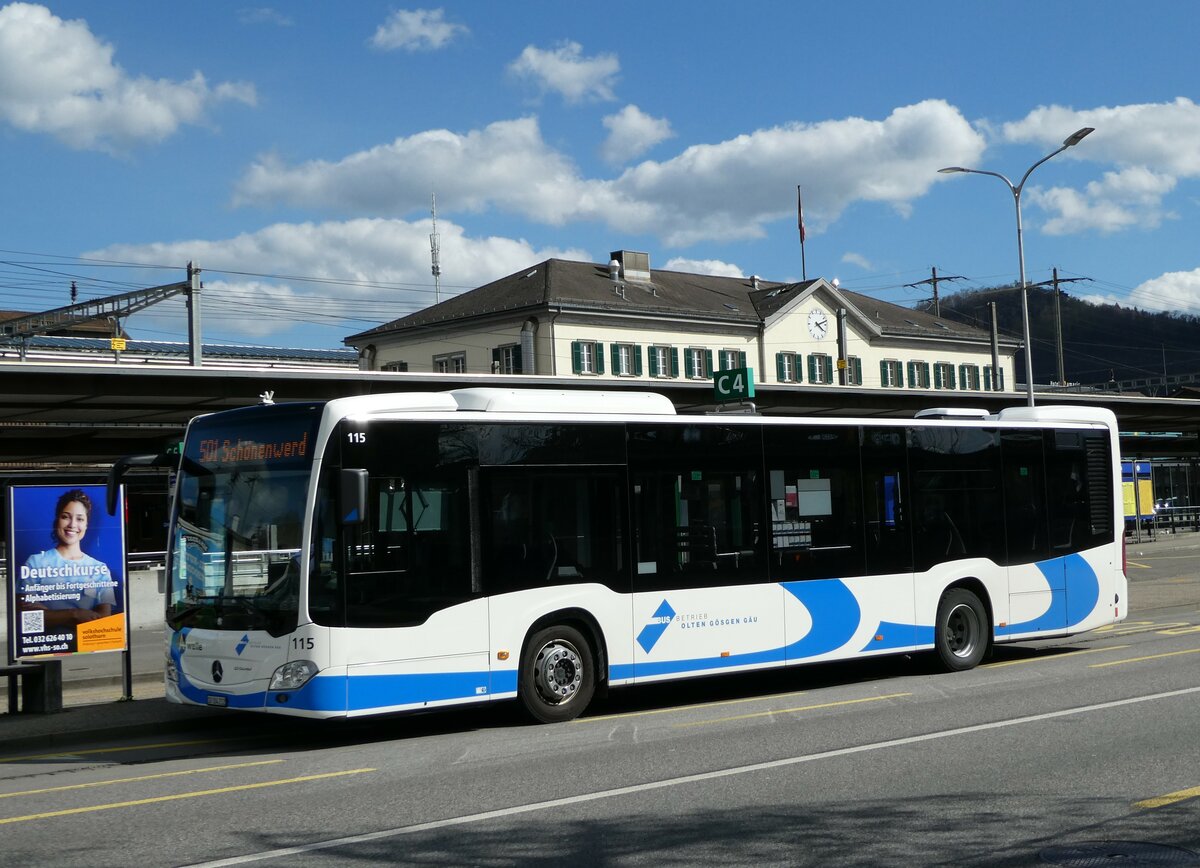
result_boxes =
[928,285,1200,391]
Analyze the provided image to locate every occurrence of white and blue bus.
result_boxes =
[129,387,1127,723]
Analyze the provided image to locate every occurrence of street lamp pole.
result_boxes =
[939,126,1094,407]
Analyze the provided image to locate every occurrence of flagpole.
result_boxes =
[797,185,807,281]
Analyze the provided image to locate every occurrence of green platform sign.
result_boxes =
[714,367,755,403]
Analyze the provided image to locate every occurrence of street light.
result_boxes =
[939,126,1094,406]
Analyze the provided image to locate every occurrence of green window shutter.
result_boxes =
[896,363,903,388]
[947,366,956,389]
[906,361,916,385]
[808,355,818,382]
[853,357,863,385]
[595,342,605,375]
[822,355,833,384]
[633,345,643,376]
[669,348,679,377]
[923,363,931,387]
[648,347,659,377]
[776,353,786,381]
[512,345,522,373]
[880,360,888,387]
[997,367,1005,390]
[571,341,582,374]
[983,365,992,390]
[738,351,747,368]
[934,364,943,389]
[703,350,713,377]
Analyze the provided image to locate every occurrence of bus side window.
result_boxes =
[763,425,864,581]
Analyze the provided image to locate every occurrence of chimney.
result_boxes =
[609,250,651,282]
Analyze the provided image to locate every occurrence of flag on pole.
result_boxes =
[797,185,807,243]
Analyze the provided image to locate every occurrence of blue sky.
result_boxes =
[1,2,1199,350]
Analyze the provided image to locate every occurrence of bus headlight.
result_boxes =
[269,660,318,691]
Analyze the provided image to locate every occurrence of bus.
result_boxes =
[118,387,1128,723]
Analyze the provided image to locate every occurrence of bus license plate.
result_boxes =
[207,695,228,707]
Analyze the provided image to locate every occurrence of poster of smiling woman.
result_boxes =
[7,484,127,661]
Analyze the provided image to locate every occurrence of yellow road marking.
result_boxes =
[1159,625,1200,635]
[672,692,911,728]
[1125,560,1151,569]
[0,768,375,825]
[983,645,1130,669]
[1091,648,1200,668]
[1135,785,1200,810]
[0,738,233,764]
[0,760,283,799]
[577,689,809,723]
[1094,621,1190,637]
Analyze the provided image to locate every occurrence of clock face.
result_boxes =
[807,308,829,340]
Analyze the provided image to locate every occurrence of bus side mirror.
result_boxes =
[107,453,177,515]
[340,469,368,525]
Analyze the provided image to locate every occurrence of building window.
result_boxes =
[959,364,981,390]
[934,362,956,390]
[610,343,643,377]
[907,361,931,389]
[492,344,522,375]
[571,340,604,375]
[880,359,904,388]
[775,352,799,383]
[685,347,713,380]
[807,354,834,385]
[648,345,678,378]
[434,352,466,374]
[983,364,1005,391]
[844,356,863,386]
[380,361,408,372]
[719,349,746,371]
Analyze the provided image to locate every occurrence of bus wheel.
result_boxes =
[519,625,596,723]
[934,588,988,672]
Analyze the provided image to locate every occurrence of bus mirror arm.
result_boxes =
[107,453,178,516]
[340,469,368,525]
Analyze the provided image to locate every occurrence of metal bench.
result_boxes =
[1,660,63,714]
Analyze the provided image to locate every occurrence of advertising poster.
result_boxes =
[7,484,127,661]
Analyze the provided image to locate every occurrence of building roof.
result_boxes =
[0,335,358,367]
[345,257,1006,346]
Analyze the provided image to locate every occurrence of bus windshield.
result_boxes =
[168,403,323,636]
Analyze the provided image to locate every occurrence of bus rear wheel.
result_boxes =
[518,625,596,724]
[934,588,988,672]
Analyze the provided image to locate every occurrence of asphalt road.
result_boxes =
[2,562,1200,866]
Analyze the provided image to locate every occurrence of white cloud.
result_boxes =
[1003,99,1200,235]
[508,41,619,103]
[0,3,256,152]
[237,8,294,27]
[841,252,873,270]
[86,218,590,341]
[233,118,598,222]
[662,257,744,278]
[1003,98,1200,178]
[1125,268,1200,315]
[1029,166,1177,235]
[235,100,984,250]
[600,105,673,165]
[370,8,467,52]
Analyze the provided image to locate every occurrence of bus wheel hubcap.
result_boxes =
[947,604,978,657]
[534,640,582,704]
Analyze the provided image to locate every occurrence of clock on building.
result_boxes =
[807,308,830,340]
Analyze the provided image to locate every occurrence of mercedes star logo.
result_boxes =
[212,660,224,683]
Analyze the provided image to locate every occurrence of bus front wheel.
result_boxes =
[934,588,988,672]
[518,625,596,723]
